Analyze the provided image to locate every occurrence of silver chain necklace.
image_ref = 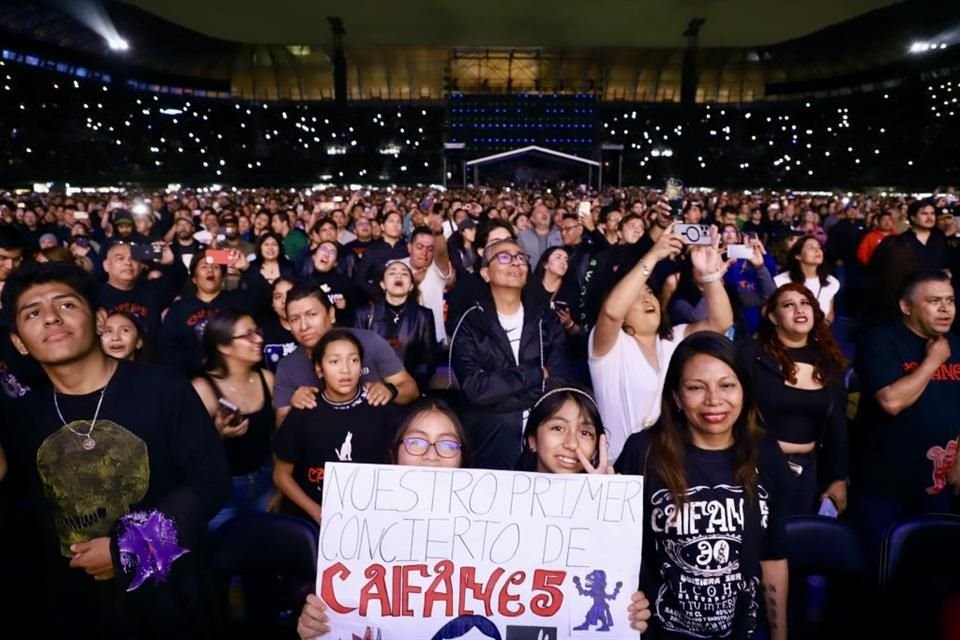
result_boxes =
[53,381,109,451]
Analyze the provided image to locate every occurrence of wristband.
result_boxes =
[384,382,399,401]
[696,270,725,285]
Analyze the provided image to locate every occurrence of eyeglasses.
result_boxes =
[231,328,264,342]
[316,246,337,257]
[487,251,529,267]
[560,224,582,234]
[401,437,463,458]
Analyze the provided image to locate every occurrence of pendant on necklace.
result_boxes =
[642,416,656,428]
[82,436,96,451]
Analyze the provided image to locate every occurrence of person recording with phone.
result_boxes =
[192,310,276,532]
[589,200,734,462]
[722,225,778,335]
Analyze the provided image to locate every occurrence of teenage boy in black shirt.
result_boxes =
[852,270,960,557]
[0,261,229,638]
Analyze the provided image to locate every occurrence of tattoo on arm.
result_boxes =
[761,583,778,631]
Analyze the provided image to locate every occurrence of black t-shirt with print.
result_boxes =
[273,388,400,516]
[615,430,789,640]
[3,360,230,638]
[853,322,960,499]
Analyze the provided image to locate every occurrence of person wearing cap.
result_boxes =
[38,233,60,251]
[167,210,204,270]
[107,209,144,245]
[220,212,255,258]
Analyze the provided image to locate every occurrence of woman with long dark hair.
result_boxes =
[774,235,840,324]
[524,246,582,336]
[242,231,296,318]
[354,260,437,390]
[616,332,790,640]
[191,309,276,531]
[745,283,849,515]
[516,386,612,474]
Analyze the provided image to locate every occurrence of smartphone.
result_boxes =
[577,201,591,219]
[205,249,232,266]
[818,496,839,519]
[674,223,712,246]
[130,243,163,262]
[726,244,754,260]
[553,300,569,312]
[217,398,243,426]
[665,178,684,219]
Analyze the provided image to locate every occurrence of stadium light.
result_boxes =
[108,37,130,52]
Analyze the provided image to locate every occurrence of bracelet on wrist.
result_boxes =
[696,270,725,285]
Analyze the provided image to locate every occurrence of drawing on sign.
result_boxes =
[430,614,502,639]
[572,570,622,632]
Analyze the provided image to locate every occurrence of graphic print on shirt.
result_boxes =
[926,437,959,495]
[336,431,353,461]
[650,483,768,638]
[36,420,150,557]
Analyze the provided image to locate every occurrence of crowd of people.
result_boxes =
[0,181,958,639]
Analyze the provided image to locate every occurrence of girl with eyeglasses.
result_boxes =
[192,309,276,532]
[273,329,400,524]
[295,392,653,638]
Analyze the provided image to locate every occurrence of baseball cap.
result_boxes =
[220,213,238,226]
[459,218,477,231]
[175,212,196,227]
[112,209,135,227]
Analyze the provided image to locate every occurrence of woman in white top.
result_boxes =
[773,235,840,324]
[588,204,734,461]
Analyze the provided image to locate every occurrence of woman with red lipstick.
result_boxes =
[616,332,790,640]
[745,283,849,516]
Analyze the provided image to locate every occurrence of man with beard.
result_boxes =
[168,210,205,269]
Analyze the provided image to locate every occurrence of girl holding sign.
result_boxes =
[295,393,652,638]
[517,386,615,475]
[615,332,790,640]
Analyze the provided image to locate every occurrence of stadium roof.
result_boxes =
[3,0,960,102]
[120,0,898,48]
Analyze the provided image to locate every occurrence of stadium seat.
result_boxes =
[879,514,960,639]
[209,512,319,640]
[784,515,869,640]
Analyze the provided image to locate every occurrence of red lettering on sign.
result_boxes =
[323,563,567,619]
[320,562,356,614]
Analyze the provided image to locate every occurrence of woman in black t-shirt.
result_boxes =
[353,260,437,391]
[191,310,276,531]
[746,283,849,516]
[616,332,790,640]
[273,328,399,523]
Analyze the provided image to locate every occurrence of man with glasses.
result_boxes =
[449,238,573,469]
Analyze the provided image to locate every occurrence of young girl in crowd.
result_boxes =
[517,386,613,474]
[745,283,849,515]
[260,276,297,372]
[100,310,146,361]
[192,310,276,531]
[273,328,400,523]
[295,392,652,639]
[354,260,437,391]
[774,235,840,324]
[616,332,790,640]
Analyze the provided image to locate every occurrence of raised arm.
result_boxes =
[593,216,682,357]
[686,227,735,336]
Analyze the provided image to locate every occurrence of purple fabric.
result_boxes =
[117,510,189,592]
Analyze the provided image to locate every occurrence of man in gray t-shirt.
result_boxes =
[276,285,419,425]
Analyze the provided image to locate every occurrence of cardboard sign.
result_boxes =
[317,463,644,639]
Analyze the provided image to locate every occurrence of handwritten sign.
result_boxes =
[318,463,644,640]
